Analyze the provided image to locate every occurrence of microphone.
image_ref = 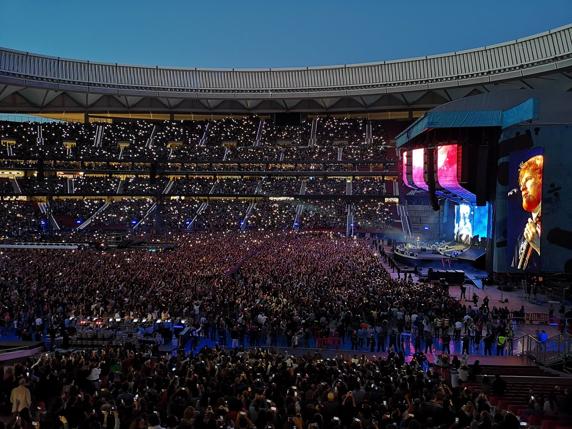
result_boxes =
[507,188,520,197]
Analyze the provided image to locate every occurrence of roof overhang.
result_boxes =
[396,97,537,148]
[1,24,572,114]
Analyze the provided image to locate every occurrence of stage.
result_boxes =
[382,242,489,289]
[394,241,485,263]
[0,341,44,362]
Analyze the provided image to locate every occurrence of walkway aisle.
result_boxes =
[377,250,419,282]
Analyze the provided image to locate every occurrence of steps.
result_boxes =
[76,201,110,231]
[133,180,174,229]
[464,364,572,427]
[397,204,412,238]
[145,125,156,148]
[37,201,60,231]
[4,141,14,156]
[38,201,48,215]
[346,203,354,237]
[481,365,557,377]
[187,181,217,230]
[254,118,264,147]
[365,120,373,144]
[162,179,174,195]
[66,178,74,194]
[10,178,21,194]
[115,179,125,195]
[93,124,105,147]
[240,181,262,230]
[133,203,157,229]
[292,179,307,230]
[308,117,318,147]
[36,124,44,146]
[241,202,256,231]
[198,122,209,146]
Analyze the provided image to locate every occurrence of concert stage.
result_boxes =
[397,90,572,276]
[389,240,489,288]
[0,341,43,362]
[457,247,486,262]
[393,241,484,265]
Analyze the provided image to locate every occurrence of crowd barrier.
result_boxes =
[316,337,342,349]
[509,312,553,325]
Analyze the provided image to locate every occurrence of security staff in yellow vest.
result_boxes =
[496,333,507,356]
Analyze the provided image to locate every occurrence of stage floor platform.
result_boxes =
[457,247,486,261]
[0,340,44,362]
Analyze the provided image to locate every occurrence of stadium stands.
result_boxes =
[0,117,399,236]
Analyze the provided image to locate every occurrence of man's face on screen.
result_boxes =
[520,169,542,212]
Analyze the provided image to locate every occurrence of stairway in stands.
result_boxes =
[145,125,156,148]
[198,122,209,146]
[397,204,412,238]
[292,179,307,230]
[308,117,318,147]
[93,124,105,148]
[187,180,218,230]
[465,363,572,427]
[37,201,60,231]
[240,180,262,231]
[10,177,22,194]
[76,201,110,231]
[133,179,175,229]
[76,178,124,230]
[254,118,265,147]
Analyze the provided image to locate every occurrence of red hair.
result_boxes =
[518,154,543,185]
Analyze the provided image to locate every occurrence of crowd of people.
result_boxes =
[0,197,398,239]
[1,345,547,429]
[0,177,392,198]
[0,117,397,165]
[0,232,517,357]
[0,226,560,429]
[0,116,552,429]
[0,116,399,238]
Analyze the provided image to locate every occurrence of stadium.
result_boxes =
[1,5,572,429]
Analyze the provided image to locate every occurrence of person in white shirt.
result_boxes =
[87,365,102,387]
[458,365,470,383]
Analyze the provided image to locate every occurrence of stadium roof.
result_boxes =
[1,24,572,114]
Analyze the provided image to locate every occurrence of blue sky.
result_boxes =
[1,0,571,69]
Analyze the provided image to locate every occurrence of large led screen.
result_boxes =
[402,152,412,188]
[454,203,489,244]
[473,204,489,239]
[437,144,475,202]
[508,148,544,272]
[411,148,428,190]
